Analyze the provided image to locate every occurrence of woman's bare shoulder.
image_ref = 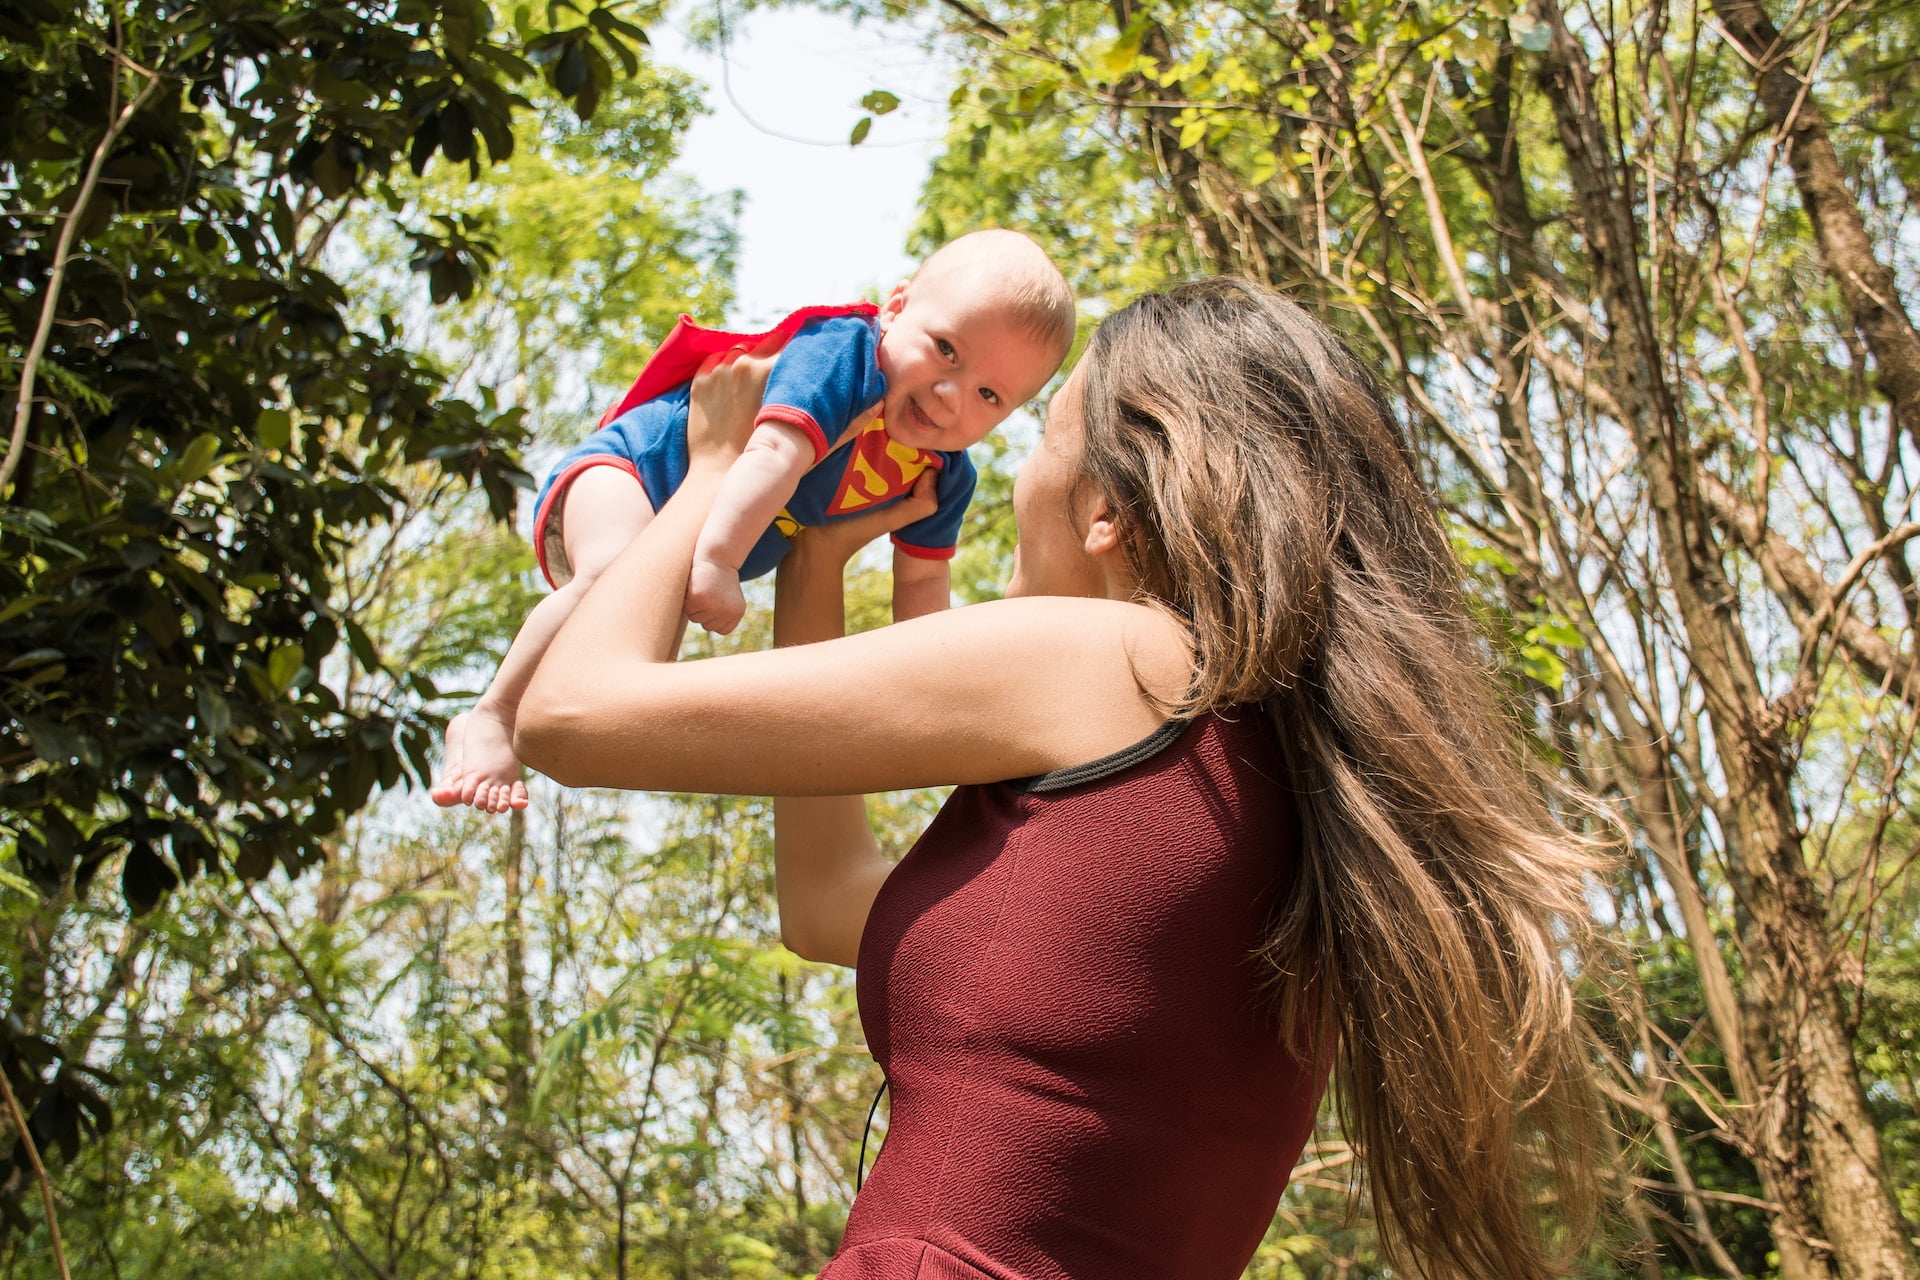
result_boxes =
[971,595,1190,698]
[929,595,1187,682]
[924,594,1192,743]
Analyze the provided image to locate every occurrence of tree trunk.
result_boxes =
[1531,3,1918,1276]
[1589,652,1754,1103]
[296,851,346,1154]
[1709,0,1920,453]
[501,806,534,1135]
[778,973,808,1220]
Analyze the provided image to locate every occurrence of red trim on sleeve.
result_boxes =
[533,455,643,589]
[891,537,958,560]
[755,406,832,463]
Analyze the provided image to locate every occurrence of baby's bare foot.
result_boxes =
[431,707,529,812]
[685,558,746,635]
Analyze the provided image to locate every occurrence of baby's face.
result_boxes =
[874,277,1062,453]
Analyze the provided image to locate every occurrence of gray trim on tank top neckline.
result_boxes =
[1007,718,1194,794]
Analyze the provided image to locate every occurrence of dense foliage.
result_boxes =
[0,0,693,1228]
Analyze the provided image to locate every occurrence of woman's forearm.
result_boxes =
[771,531,896,965]
[772,534,849,650]
[515,459,728,777]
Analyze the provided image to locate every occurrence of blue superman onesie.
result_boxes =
[532,302,978,589]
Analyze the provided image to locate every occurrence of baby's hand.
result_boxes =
[686,556,747,634]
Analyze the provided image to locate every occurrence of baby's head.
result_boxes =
[874,229,1076,453]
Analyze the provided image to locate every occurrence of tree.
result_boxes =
[0,0,672,1236]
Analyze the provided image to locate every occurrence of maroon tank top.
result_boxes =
[822,712,1326,1280]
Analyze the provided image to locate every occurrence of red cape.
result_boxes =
[598,301,881,428]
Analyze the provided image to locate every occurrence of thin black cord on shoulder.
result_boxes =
[856,1078,888,1191]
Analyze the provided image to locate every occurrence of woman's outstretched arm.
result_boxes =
[769,476,938,965]
[516,356,1189,800]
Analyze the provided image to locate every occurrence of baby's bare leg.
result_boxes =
[434,466,654,812]
[686,422,815,634]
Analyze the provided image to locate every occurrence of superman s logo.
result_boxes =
[828,418,941,516]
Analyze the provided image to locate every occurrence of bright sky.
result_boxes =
[651,5,955,328]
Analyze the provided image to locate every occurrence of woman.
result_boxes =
[517,278,1603,1280]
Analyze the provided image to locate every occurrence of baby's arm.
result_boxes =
[891,548,952,622]
[686,420,814,633]
[887,452,972,623]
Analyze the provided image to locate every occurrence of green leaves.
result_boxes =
[120,842,179,916]
[253,408,292,453]
[1518,616,1583,690]
[526,12,636,123]
[533,934,807,1115]
[0,0,746,1239]
[1087,18,1149,84]
[850,86,901,146]
[169,433,222,489]
[265,644,305,697]
[407,212,499,304]
[441,0,483,60]
[0,0,676,1217]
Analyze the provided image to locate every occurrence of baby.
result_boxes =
[433,229,1076,811]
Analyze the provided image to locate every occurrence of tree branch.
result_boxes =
[0,1065,72,1280]
[1,56,163,496]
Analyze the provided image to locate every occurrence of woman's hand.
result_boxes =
[793,470,938,571]
[775,471,937,649]
[685,336,783,467]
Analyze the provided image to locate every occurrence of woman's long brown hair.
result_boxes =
[1076,278,1606,1279]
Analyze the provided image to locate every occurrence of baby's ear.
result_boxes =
[878,279,911,326]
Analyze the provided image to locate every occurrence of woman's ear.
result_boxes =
[1081,498,1122,557]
